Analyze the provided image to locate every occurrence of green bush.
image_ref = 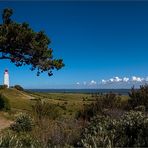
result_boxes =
[134,105,146,112]
[10,113,33,132]
[128,85,148,110]
[0,94,10,111]
[79,111,148,147]
[0,85,8,89]
[14,85,24,91]
[0,131,40,148]
[79,115,117,147]
[117,111,148,147]
[77,93,122,120]
[32,100,62,120]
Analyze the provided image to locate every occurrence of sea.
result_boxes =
[26,89,131,95]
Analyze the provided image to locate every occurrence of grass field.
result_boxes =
[25,91,96,117]
[0,88,33,111]
[2,88,144,148]
[0,88,129,131]
[0,88,93,119]
[0,88,129,113]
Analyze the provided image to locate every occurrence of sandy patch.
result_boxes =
[0,117,13,131]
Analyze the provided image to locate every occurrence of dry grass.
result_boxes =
[0,112,13,131]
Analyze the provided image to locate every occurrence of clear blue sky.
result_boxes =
[0,1,148,89]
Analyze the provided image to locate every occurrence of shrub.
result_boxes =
[0,85,8,89]
[79,111,148,147]
[32,118,83,147]
[0,131,40,148]
[14,85,24,91]
[79,115,117,147]
[10,113,33,132]
[64,101,68,105]
[117,111,148,147]
[128,85,148,110]
[77,93,122,120]
[82,98,86,101]
[0,94,10,111]
[134,105,146,112]
[32,100,62,121]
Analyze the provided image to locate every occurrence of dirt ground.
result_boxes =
[0,117,12,131]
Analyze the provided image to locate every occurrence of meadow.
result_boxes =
[0,88,128,119]
[0,88,99,120]
[0,86,148,147]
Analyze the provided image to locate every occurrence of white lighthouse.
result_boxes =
[4,69,9,88]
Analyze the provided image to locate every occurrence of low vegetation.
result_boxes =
[79,111,148,147]
[10,113,33,132]
[0,85,8,90]
[0,93,10,111]
[76,92,126,121]
[128,85,148,110]
[13,85,24,91]
[0,84,148,147]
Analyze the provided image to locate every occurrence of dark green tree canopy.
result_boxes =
[0,8,64,76]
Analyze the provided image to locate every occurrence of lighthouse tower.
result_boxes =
[4,69,9,88]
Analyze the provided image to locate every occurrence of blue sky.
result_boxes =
[0,1,148,89]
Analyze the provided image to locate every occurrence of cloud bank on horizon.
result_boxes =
[101,76,146,84]
[76,76,148,88]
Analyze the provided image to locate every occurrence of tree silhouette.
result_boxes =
[0,8,64,76]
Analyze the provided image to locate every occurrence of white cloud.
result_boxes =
[109,78,114,82]
[104,76,122,84]
[101,79,107,84]
[76,82,80,85]
[114,77,122,82]
[100,76,146,84]
[90,80,97,85]
[76,75,147,88]
[123,77,129,82]
[131,76,144,82]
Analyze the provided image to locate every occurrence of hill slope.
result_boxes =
[0,88,34,111]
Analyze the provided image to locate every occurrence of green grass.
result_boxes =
[0,88,33,111]
[0,89,94,118]
[28,91,93,101]
[27,91,96,117]
[0,88,130,118]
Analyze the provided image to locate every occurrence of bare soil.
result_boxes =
[0,117,13,131]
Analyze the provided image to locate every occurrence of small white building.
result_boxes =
[4,69,9,88]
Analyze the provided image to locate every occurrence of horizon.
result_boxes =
[0,1,148,89]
